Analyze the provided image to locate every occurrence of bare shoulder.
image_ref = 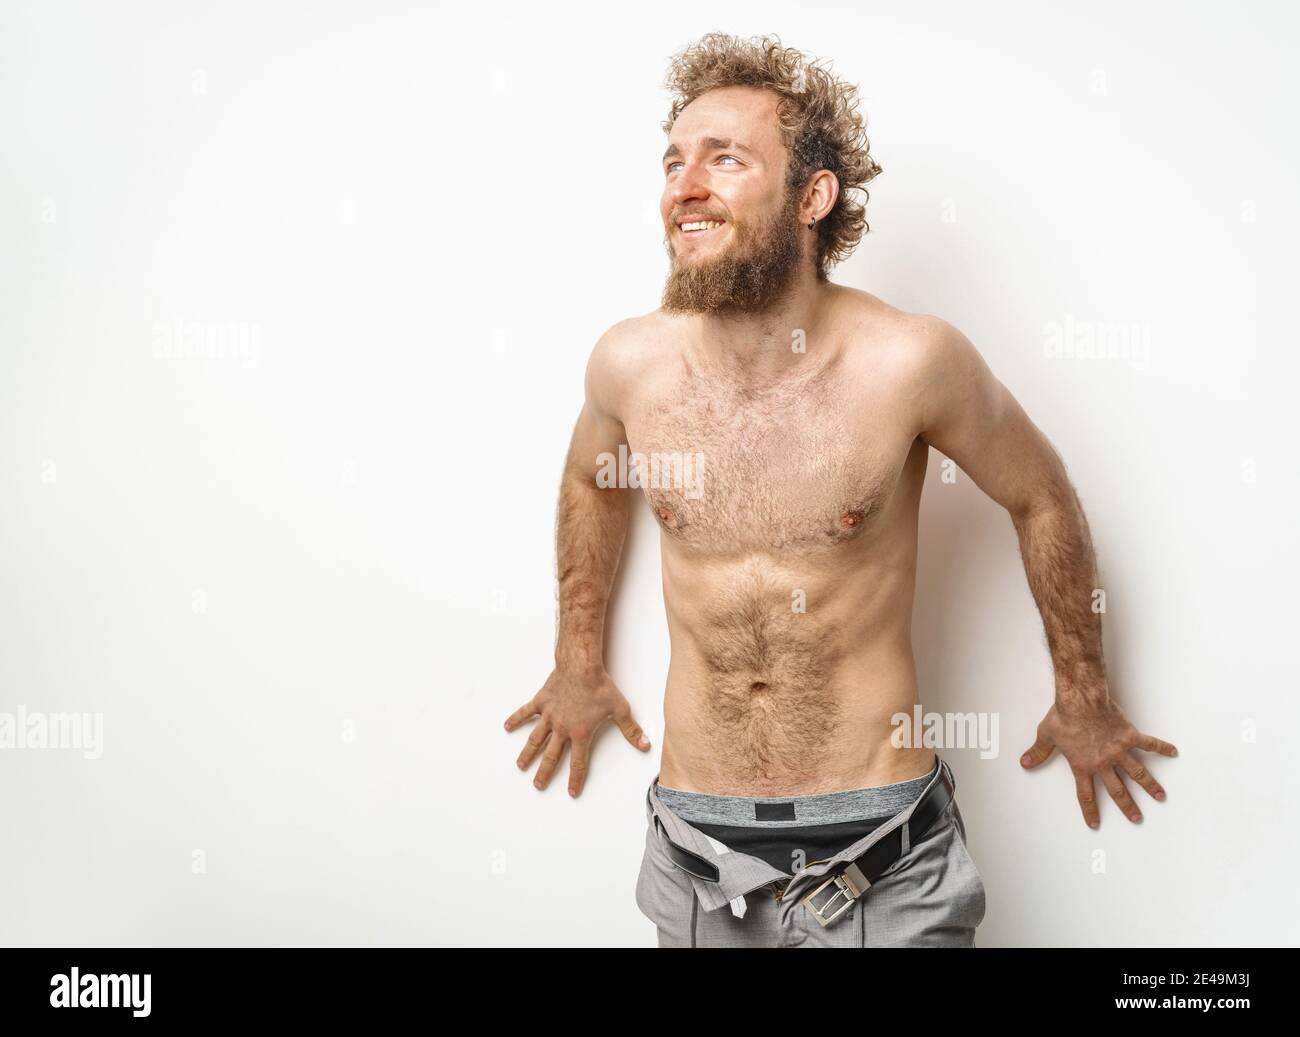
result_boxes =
[584,309,675,419]
[833,286,983,389]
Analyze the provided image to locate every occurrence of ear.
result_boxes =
[803,170,840,224]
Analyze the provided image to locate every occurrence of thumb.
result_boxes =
[1020,736,1055,769]
[614,707,651,751]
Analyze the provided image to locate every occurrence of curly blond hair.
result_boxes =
[662,32,882,279]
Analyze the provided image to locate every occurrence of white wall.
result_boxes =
[1,0,1296,946]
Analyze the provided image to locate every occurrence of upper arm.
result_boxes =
[563,321,637,482]
[911,316,1069,519]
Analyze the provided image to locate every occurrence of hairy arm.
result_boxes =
[554,341,634,671]
[504,324,650,796]
[911,316,1176,826]
[913,318,1105,700]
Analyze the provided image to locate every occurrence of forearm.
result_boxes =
[1011,484,1109,712]
[554,470,631,673]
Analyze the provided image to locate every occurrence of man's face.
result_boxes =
[660,86,805,314]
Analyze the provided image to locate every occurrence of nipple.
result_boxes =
[839,509,866,529]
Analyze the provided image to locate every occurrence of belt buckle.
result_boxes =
[801,862,870,928]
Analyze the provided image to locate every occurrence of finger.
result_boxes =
[1135,732,1179,758]
[1074,768,1100,829]
[614,704,651,751]
[568,736,592,798]
[1118,751,1166,802]
[504,696,540,732]
[516,719,551,771]
[1020,735,1055,769]
[534,732,568,790]
[1100,766,1143,823]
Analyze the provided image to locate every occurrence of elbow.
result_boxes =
[1009,485,1075,525]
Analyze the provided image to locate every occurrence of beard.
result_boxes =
[661,190,805,315]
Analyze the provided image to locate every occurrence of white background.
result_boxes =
[2,0,1297,946]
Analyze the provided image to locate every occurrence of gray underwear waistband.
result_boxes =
[654,757,938,827]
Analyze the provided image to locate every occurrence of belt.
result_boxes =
[653,817,722,883]
[800,761,954,927]
[653,760,955,929]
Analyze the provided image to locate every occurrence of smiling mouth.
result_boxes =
[677,218,727,240]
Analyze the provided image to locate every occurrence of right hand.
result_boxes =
[504,666,651,797]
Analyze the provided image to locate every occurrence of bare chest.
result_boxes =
[624,375,910,553]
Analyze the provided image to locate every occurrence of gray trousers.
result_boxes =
[634,756,986,947]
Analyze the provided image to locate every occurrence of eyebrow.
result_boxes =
[662,137,759,164]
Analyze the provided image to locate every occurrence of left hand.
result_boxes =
[1020,697,1178,828]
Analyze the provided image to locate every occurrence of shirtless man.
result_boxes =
[503,33,1177,947]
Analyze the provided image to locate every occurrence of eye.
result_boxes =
[665,160,683,174]
[717,155,740,165]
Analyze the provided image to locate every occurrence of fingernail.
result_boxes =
[639,737,650,749]
[533,780,542,789]
[1089,820,1099,829]
[569,788,577,798]
[1170,748,1178,757]
[1155,790,1166,800]
[1020,754,1031,766]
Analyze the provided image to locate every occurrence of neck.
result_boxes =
[692,266,839,384]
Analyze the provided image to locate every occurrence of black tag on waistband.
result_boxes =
[754,801,796,821]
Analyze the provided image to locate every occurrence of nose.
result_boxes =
[668,161,710,210]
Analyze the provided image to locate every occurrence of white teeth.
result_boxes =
[680,220,723,232]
